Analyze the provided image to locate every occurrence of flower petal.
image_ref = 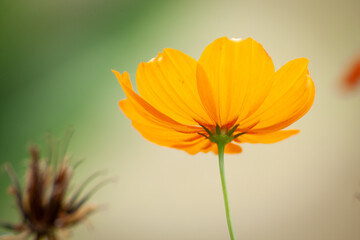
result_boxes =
[132,122,210,155]
[201,142,218,154]
[225,143,243,154]
[197,37,275,126]
[114,70,198,133]
[172,137,213,155]
[208,143,243,154]
[136,49,213,126]
[235,130,299,144]
[240,58,315,133]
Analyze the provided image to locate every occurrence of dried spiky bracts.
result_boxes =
[1,133,108,240]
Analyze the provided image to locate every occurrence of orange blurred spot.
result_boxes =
[342,54,360,91]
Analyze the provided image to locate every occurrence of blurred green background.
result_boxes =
[1,0,360,239]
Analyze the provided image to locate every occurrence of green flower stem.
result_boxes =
[217,143,236,240]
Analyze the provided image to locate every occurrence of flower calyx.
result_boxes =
[198,124,246,145]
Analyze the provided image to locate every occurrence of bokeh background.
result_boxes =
[1,0,360,239]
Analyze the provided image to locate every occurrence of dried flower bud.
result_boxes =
[1,132,108,240]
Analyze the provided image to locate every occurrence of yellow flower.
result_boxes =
[114,37,315,239]
[114,37,315,155]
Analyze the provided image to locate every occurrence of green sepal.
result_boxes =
[215,124,221,135]
[199,124,246,146]
[227,124,239,136]
[199,123,212,138]
[233,132,246,139]
[198,132,209,139]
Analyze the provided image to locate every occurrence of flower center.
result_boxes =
[198,124,246,145]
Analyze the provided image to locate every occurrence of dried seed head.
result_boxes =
[1,132,107,240]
